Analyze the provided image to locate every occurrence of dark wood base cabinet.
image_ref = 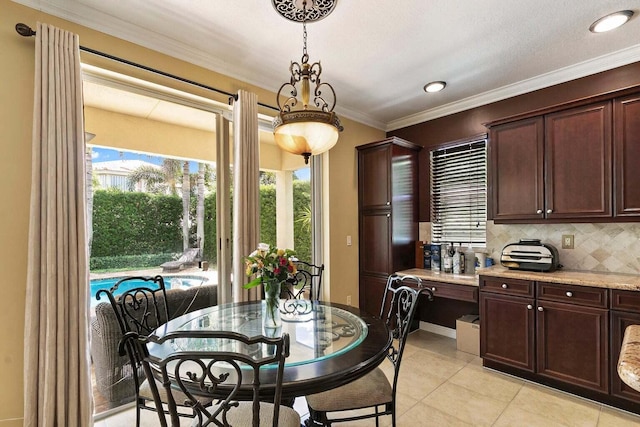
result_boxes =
[480,276,640,415]
[480,292,535,372]
[359,274,388,318]
[610,289,640,405]
[536,300,608,393]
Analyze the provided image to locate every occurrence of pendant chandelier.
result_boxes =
[272,0,343,164]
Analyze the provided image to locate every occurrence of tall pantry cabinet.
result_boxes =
[357,137,421,315]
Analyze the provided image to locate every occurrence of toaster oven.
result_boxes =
[500,239,560,272]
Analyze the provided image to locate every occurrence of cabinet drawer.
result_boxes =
[611,289,640,313]
[480,277,534,297]
[537,282,608,308]
[423,281,478,303]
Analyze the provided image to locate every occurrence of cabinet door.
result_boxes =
[611,310,640,403]
[480,292,535,372]
[359,144,390,210]
[359,211,391,276]
[359,274,387,317]
[489,117,544,221]
[614,94,640,217]
[545,102,612,219]
[536,300,609,393]
[390,144,419,272]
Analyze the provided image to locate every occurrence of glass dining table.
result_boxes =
[146,299,392,401]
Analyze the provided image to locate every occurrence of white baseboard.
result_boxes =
[419,321,456,339]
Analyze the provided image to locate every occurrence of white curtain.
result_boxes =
[24,23,93,427]
[232,90,260,302]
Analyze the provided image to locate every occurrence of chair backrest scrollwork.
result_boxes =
[283,260,324,300]
[143,330,291,427]
[96,275,170,335]
[379,274,433,392]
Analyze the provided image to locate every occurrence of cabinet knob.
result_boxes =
[537,306,544,312]
[546,209,553,214]
[386,213,390,218]
[431,287,437,292]
[501,283,508,289]
[527,304,533,310]
[566,291,573,297]
[536,209,543,214]
[386,201,390,206]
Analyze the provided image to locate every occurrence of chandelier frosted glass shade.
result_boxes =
[272,0,343,164]
[273,110,341,163]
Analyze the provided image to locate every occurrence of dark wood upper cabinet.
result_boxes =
[359,143,391,210]
[488,100,621,222]
[545,102,612,219]
[614,94,640,217]
[489,117,544,220]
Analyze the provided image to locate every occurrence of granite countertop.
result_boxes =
[396,268,479,287]
[397,266,640,291]
[618,325,640,393]
[477,266,640,291]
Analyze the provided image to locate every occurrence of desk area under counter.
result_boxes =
[396,268,479,302]
[395,268,480,338]
[478,266,640,414]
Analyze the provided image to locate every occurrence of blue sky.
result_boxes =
[91,147,310,180]
[92,147,167,166]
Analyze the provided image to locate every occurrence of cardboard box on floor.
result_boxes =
[456,314,480,356]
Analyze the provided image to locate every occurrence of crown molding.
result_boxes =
[386,44,640,131]
[13,1,640,133]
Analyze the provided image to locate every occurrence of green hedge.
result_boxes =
[202,181,312,264]
[90,253,176,270]
[91,190,183,257]
[91,181,312,270]
[293,180,311,262]
[202,191,219,264]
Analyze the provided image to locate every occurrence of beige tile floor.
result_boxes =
[94,330,640,426]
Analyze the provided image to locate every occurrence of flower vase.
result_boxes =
[263,280,282,330]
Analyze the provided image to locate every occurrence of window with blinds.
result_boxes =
[430,138,487,246]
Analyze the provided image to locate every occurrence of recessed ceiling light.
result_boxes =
[424,81,446,93]
[589,10,634,33]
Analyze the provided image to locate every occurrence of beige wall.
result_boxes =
[327,120,385,305]
[0,0,383,421]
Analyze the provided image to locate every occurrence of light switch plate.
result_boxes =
[562,234,574,249]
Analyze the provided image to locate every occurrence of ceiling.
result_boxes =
[15,0,640,131]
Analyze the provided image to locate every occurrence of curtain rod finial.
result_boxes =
[16,23,36,37]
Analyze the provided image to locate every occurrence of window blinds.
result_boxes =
[430,139,487,245]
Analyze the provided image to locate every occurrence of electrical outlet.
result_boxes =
[562,234,574,249]
[347,295,352,305]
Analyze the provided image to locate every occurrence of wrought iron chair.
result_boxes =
[96,276,209,426]
[126,330,300,427]
[304,274,433,426]
[282,260,324,300]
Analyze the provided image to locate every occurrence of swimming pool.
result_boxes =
[90,275,210,307]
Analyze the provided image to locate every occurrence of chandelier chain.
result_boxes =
[302,1,308,59]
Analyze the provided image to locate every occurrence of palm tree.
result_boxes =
[127,159,182,194]
[128,158,191,250]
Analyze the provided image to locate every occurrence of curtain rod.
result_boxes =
[15,23,279,112]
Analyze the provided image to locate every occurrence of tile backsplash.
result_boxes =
[419,221,640,275]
